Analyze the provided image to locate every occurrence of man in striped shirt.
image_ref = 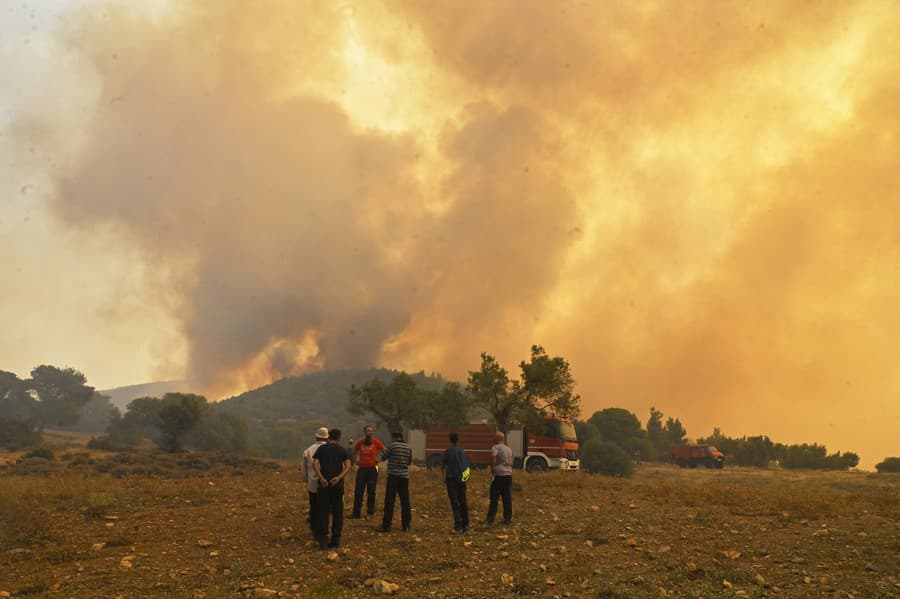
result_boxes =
[377,430,413,533]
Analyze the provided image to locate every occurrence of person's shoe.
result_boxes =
[328,539,340,548]
[401,526,410,532]
[376,526,391,533]
[502,520,512,525]
[318,538,328,550]
[482,519,494,526]
[458,526,469,534]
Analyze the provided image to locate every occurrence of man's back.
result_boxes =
[443,444,468,482]
[386,439,413,477]
[315,443,351,486]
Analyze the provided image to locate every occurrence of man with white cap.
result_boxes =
[300,427,329,534]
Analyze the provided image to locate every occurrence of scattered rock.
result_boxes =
[372,580,399,595]
[626,538,638,547]
[865,562,879,572]
[253,589,277,598]
[545,578,555,585]
[501,573,513,585]
[327,551,339,561]
[811,529,828,537]
[722,550,741,560]
[657,545,671,554]
[197,540,214,548]
[754,574,766,586]
[119,556,134,569]
[722,579,733,589]
[91,542,107,551]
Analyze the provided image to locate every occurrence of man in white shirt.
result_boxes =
[300,427,329,533]
[485,431,513,525]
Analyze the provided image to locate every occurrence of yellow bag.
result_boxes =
[461,466,471,483]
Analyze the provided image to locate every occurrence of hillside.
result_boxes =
[99,380,189,411]
[216,368,447,438]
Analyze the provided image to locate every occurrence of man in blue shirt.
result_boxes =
[442,432,470,534]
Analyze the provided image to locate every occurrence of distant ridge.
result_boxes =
[99,380,189,411]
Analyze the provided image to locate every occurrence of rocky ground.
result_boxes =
[0,450,897,598]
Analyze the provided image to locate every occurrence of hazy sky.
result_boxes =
[2,1,898,467]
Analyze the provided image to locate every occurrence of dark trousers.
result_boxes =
[446,481,469,531]
[315,485,344,546]
[382,475,411,530]
[352,466,378,516]
[307,490,317,531]
[486,475,512,523]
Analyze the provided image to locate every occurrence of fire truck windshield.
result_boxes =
[558,422,578,442]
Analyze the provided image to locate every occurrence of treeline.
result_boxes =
[1,366,112,448]
[572,407,861,473]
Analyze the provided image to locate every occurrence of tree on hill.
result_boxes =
[28,365,94,429]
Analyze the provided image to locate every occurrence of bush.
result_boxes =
[875,457,900,473]
[83,492,117,518]
[14,457,54,476]
[0,418,42,450]
[581,439,634,477]
[22,447,54,460]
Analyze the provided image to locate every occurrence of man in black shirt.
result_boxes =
[313,428,352,550]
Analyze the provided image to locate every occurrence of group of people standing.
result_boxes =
[299,426,514,549]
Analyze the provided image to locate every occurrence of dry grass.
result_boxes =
[1,454,897,598]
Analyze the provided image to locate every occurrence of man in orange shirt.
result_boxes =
[349,425,386,519]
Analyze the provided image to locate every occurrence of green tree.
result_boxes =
[157,394,205,452]
[646,407,666,459]
[518,345,581,420]
[467,353,521,433]
[0,370,37,421]
[189,411,249,453]
[423,382,470,427]
[28,365,94,428]
[588,408,644,450]
[875,457,900,473]
[69,393,118,433]
[574,420,600,444]
[348,372,428,432]
[581,438,633,477]
[107,396,163,445]
[664,417,687,446]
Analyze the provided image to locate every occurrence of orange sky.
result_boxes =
[1,1,898,467]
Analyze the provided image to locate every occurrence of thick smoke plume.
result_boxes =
[14,0,900,464]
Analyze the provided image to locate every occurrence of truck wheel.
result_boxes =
[675,459,687,468]
[715,461,724,469]
[688,461,698,468]
[525,458,548,473]
[705,459,715,469]
[426,455,443,470]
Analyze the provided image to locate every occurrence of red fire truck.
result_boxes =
[409,415,580,472]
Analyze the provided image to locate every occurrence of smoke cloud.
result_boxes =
[11,0,900,464]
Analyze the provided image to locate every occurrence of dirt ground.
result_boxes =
[1,450,897,598]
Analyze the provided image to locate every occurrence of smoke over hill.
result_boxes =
[7,1,900,465]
